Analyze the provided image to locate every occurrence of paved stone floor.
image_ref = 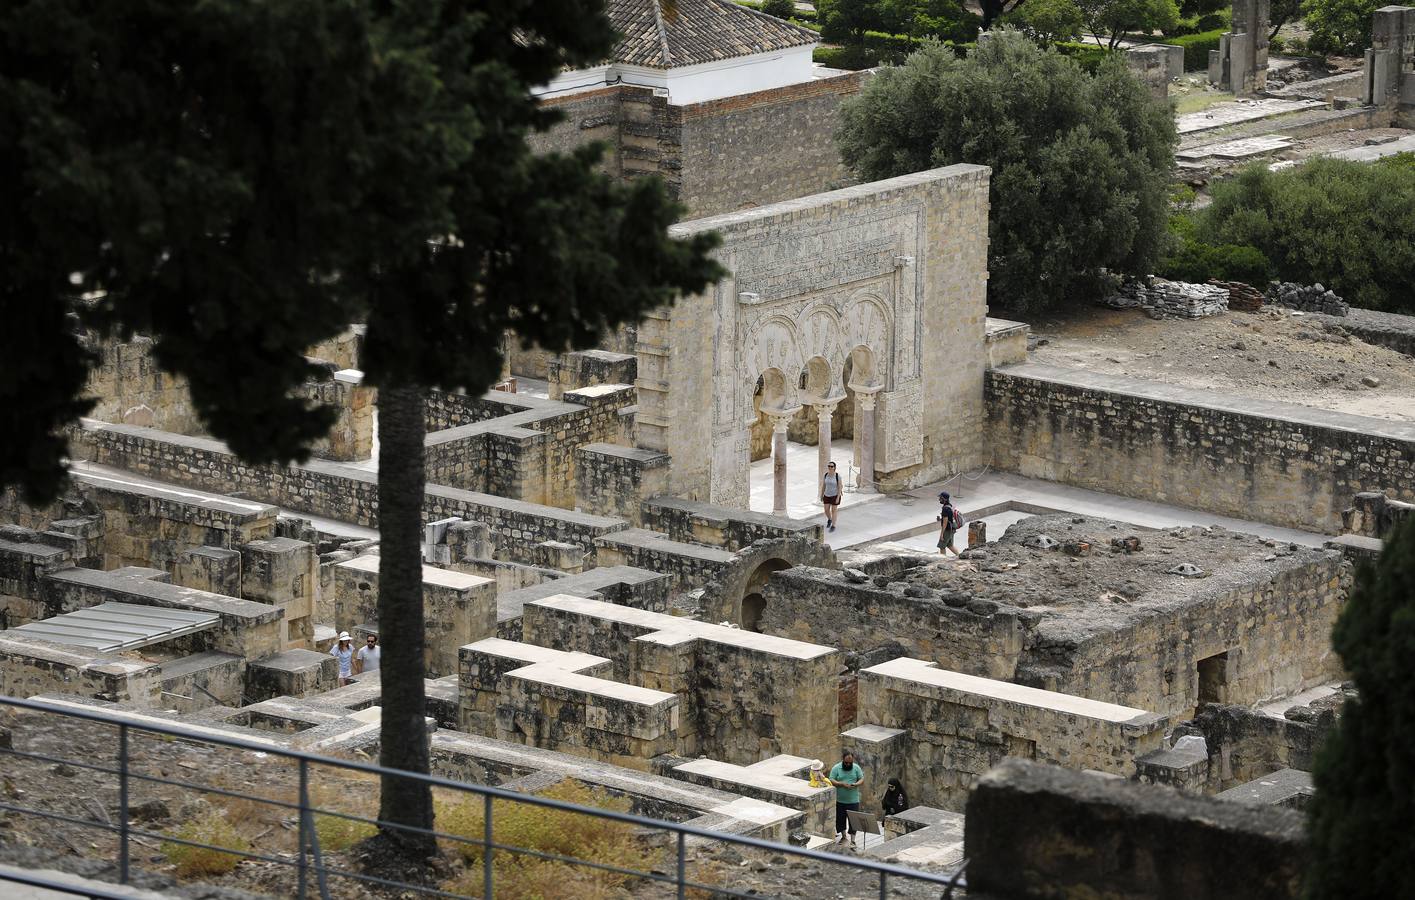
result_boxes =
[748,437,875,519]
[750,458,1332,551]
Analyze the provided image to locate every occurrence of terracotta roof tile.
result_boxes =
[607,0,818,69]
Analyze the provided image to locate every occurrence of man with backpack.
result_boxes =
[937,491,963,556]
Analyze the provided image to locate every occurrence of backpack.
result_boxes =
[943,503,963,529]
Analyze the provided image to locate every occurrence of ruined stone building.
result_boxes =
[2,6,1415,897]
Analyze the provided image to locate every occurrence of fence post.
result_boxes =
[483,793,493,900]
[297,758,310,900]
[676,830,686,900]
[118,723,129,885]
[879,870,888,899]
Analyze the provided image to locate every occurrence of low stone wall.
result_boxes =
[987,363,1415,532]
[0,636,162,706]
[1194,692,1347,792]
[42,567,284,660]
[760,566,1026,681]
[424,386,635,508]
[592,529,734,594]
[300,370,374,462]
[71,420,630,565]
[333,555,495,678]
[641,497,821,551]
[575,444,670,525]
[521,594,841,765]
[857,658,1167,812]
[966,759,1306,900]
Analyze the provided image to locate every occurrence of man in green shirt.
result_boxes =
[829,751,865,844]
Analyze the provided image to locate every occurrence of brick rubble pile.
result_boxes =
[1209,279,1264,312]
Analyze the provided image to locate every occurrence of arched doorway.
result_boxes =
[740,558,791,631]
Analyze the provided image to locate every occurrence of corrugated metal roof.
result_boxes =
[608,0,818,69]
[8,601,220,652]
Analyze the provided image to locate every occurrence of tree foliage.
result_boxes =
[1078,0,1181,47]
[1303,0,1382,55]
[2,0,722,860]
[1305,517,1415,899]
[1198,155,1415,313]
[821,0,979,43]
[837,31,1176,313]
[761,0,798,20]
[1003,0,1085,44]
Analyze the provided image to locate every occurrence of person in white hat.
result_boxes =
[331,632,355,685]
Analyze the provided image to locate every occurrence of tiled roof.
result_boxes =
[607,0,818,69]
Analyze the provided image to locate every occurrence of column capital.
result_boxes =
[852,388,880,412]
[763,406,800,432]
[812,396,844,419]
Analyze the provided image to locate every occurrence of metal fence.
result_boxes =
[0,694,966,899]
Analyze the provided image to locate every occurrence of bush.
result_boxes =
[839,31,1176,313]
[1194,10,1227,29]
[1197,155,1415,313]
[438,781,662,900]
[1054,40,1115,73]
[1157,215,1272,284]
[1305,518,1415,899]
[162,811,252,878]
[1169,28,1225,69]
[814,44,878,68]
[761,0,796,18]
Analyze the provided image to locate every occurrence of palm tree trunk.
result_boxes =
[374,383,435,857]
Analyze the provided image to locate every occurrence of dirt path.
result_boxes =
[1026,306,1415,422]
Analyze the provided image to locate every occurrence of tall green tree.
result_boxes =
[1002,0,1086,45]
[1078,0,1181,47]
[1306,517,1415,899]
[1303,0,1381,54]
[837,31,1175,313]
[2,0,721,863]
[819,0,886,43]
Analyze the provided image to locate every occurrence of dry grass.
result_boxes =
[161,810,252,877]
[439,780,663,900]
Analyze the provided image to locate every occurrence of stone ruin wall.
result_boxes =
[1017,553,1351,719]
[987,366,1415,534]
[527,74,868,221]
[760,549,1349,720]
[641,166,993,506]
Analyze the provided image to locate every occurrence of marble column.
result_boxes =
[854,388,880,493]
[767,410,795,517]
[813,399,841,483]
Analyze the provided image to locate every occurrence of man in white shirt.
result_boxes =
[355,633,380,675]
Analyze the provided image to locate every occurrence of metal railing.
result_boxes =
[0,694,967,899]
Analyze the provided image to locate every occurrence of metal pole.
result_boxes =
[297,758,309,900]
[483,793,493,900]
[118,723,129,885]
[676,830,686,900]
[878,869,887,899]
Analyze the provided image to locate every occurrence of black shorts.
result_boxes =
[822,495,840,506]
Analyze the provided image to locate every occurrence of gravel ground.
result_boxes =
[0,709,958,899]
[1027,304,1415,422]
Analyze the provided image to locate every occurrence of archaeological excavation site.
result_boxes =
[3,0,1415,898]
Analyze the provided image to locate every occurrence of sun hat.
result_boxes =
[810,759,824,772]
[338,631,351,641]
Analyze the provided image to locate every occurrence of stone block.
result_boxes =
[245,649,338,702]
[175,546,242,596]
[966,759,1305,900]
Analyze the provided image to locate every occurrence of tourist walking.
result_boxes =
[355,633,380,675]
[830,751,865,845]
[331,632,355,686]
[937,491,961,556]
[821,461,842,532]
